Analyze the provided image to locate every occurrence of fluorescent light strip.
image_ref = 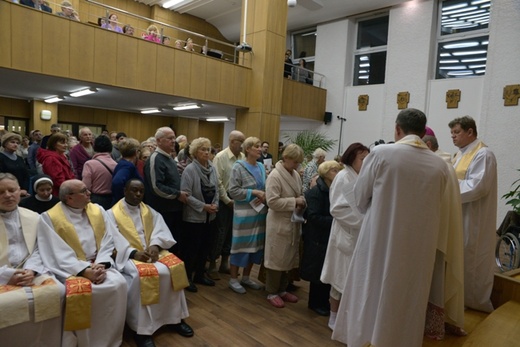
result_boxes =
[439,59,460,63]
[173,104,201,111]
[452,50,487,56]
[44,96,65,103]
[439,66,468,70]
[447,71,474,76]
[141,109,161,114]
[206,117,229,122]
[461,57,487,62]
[442,3,467,11]
[443,42,479,49]
[471,0,490,4]
[443,6,477,16]
[469,64,486,68]
[70,88,97,97]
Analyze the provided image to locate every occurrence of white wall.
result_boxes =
[304,0,520,225]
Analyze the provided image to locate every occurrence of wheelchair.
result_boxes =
[495,212,520,272]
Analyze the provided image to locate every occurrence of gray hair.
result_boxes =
[313,148,327,160]
[0,172,19,184]
[189,137,211,157]
[229,130,245,142]
[395,108,427,135]
[422,135,439,151]
[59,179,79,202]
[155,127,174,139]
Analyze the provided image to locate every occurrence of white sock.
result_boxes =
[242,276,250,282]
[328,311,337,329]
[229,278,239,284]
[267,294,278,300]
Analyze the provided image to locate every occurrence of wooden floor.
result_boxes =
[121,264,489,347]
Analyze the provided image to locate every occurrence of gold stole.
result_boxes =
[47,203,106,330]
[112,201,188,305]
[112,200,159,305]
[0,209,61,329]
[47,203,105,261]
[453,141,486,180]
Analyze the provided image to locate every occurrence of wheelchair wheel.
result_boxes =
[495,232,520,272]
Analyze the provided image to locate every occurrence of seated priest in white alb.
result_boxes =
[108,179,193,347]
[0,173,62,347]
[37,179,127,347]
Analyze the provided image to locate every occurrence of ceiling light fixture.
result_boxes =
[44,96,65,103]
[162,0,184,9]
[70,88,97,97]
[206,117,230,122]
[141,108,162,114]
[173,104,202,111]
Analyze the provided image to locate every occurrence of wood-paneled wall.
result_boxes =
[3,1,250,108]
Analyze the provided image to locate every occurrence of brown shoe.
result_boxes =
[207,270,220,280]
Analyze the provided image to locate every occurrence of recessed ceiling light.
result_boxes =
[206,117,230,122]
[70,88,97,97]
[173,104,202,111]
[44,96,65,103]
[141,109,162,114]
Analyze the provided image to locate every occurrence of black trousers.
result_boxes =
[181,220,216,280]
[308,281,331,310]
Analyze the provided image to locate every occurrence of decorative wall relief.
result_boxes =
[503,84,520,106]
[397,92,410,109]
[446,89,461,109]
[358,94,369,111]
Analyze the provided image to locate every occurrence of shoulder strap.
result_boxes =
[95,158,113,175]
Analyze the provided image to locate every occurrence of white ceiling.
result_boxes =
[1,0,407,122]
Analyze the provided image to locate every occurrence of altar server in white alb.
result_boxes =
[37,179,128,347]
[108,178,193,347]
[0,173,63,347]
[450,116,497,313]
[333,109,464,347]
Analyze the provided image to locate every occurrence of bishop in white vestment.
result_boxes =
[0,173,62,347]
[38,179,127,347]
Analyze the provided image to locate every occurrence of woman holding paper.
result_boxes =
[227,137,267,294]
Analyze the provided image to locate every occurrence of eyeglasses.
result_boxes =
[70,187,88,195]
[198,147,211,152]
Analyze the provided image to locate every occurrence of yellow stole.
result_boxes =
[47,203,105,261]
[453,141,486,180]
[0,208,61,329]
[112,200,188,305]
[46,203,106,331]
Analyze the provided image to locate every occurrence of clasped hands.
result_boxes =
[83,264,107,284]
[134,245,160,263]
[8,269,35,287]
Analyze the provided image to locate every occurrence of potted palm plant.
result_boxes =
[282,130,336,163]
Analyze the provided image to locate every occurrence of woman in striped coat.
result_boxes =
[227,137,267,294]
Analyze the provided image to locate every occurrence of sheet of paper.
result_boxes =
[250,197,265,213]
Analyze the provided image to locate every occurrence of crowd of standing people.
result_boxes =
[0,108,498,347]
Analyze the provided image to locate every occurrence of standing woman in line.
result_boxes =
[300,160,343,317]
[180,137,219,293]
[320,142,369,329]
[264,144,306,308]
[227,137,267,294]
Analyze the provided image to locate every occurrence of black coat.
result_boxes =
[300,177,333,283]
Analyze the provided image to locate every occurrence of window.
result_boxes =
[291,28,316,71]
[353,15,389,86]
[435,0,491,79]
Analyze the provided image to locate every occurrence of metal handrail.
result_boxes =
[286,62,325,88]
[85,0,238,61]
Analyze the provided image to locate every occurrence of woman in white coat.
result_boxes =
[320,142,369,329]
[264,144,306,308]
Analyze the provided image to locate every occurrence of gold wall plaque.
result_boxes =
[503,84,520,106]
[446,89,461,109]
[358,94,369,111]
[397,92,410,109]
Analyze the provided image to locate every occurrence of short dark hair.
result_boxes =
[261,141,269,147]
[448,116,478,137]
[341,142,370,167]
[124,178,143,190]
[395,108,427,135]
[116,132,127,140]
[47,133,68,151]
[93,135,113,153]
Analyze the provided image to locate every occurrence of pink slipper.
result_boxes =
[280,292,298,303]
[267,295,285,308]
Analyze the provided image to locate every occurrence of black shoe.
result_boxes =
[186,281,198,293]
[309,306,330,316]
[134,334,156,347]
[193,276,215,286]
[171,320,194,337]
